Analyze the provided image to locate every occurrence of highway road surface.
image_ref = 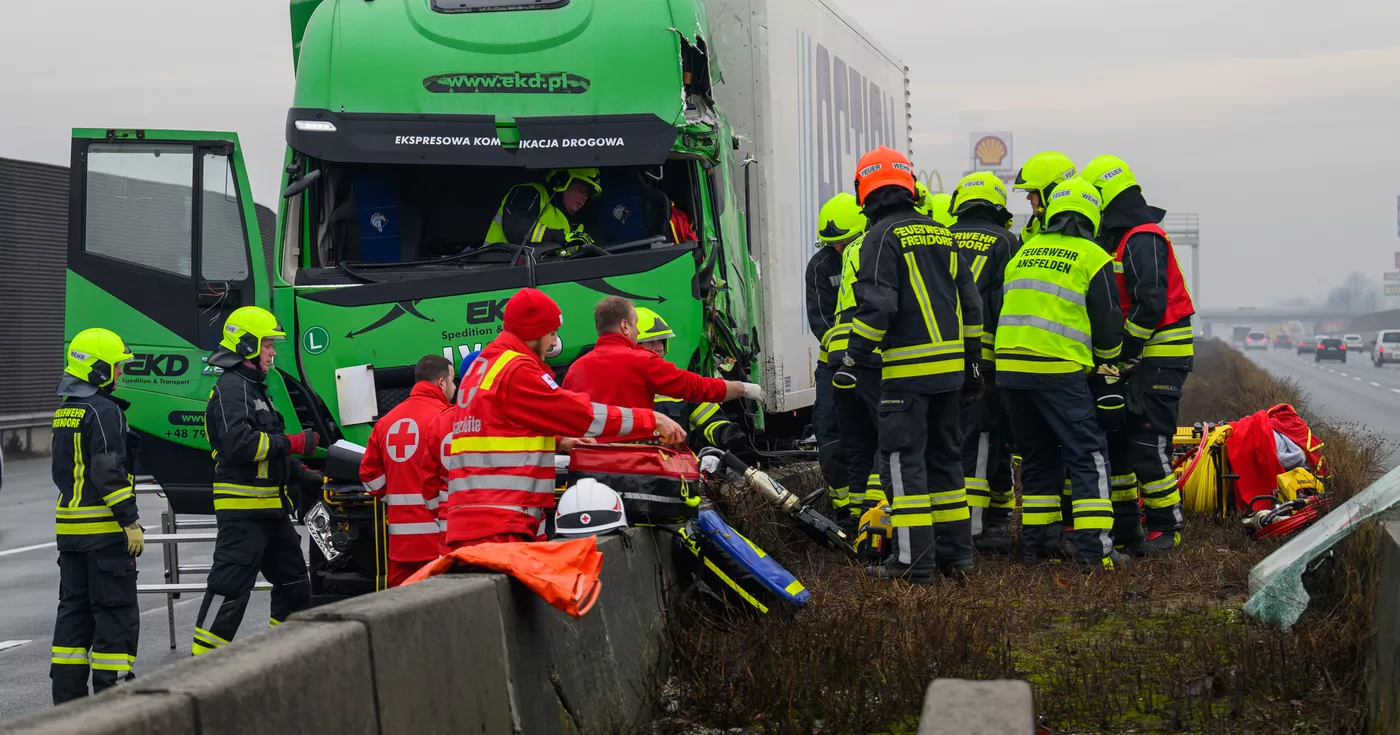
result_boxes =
[1242,345,1400,468]
[0,457,276,722]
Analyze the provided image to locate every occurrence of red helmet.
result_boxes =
[853,146,917,205]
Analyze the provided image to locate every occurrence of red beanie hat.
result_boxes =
[503,288,563,341]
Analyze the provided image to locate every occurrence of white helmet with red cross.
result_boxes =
[554,478,628,537]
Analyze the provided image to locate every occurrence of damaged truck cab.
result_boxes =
[63,0,909,597]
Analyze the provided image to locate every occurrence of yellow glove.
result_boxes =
[123,523,145,557]
[1095,363,1120,376]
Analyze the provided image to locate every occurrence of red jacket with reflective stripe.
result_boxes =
[360,381,451,562]
[1114,223,1195,329]
[436,332,658,546]
[563,333,728,410]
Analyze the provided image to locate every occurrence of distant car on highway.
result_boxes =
[1315,337,1347,362]
[1343,334,1364,350]
[1372,330,1400,367]
[1243,331,1269,351]
[1273,333,1293,349]
[1296,336,1320,354]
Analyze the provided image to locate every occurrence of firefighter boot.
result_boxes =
[866,525,936,584]
[1133,530,1182,555]
[1078,549,1132,574]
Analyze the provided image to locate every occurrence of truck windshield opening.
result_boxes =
[292,158,702,285]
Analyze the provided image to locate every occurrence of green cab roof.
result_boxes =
[290,0,707,126]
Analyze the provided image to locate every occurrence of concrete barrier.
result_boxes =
[917,679,1035,735]
[0,527,678,735]
[1368,521,1400,733]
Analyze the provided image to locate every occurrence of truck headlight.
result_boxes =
[305,502,343,562]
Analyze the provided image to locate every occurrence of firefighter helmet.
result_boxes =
[547,168,602,197]
[1079,155,1139,209]
[1013,152,1078,196]
[635,307,675,344]
[816,192,866,244]
[220,306,286,360]
[64,328,134,388]
[853,146,917,205]
[952,171,1010,214]
[1043,178,1103,236]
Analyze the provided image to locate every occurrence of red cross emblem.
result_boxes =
[386,418,419,463]
[579,513,592,525]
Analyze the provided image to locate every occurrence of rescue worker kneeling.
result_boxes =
[844,146,983,582]
[49,328,142,703]
[195,307,323,656]
[433,288,686,548]
[995,179,1128,571]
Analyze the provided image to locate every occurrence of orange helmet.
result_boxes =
[853,146,917,205]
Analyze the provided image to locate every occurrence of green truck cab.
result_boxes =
[64,0,909,597]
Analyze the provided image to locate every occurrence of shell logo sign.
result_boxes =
[969,131,1014,174]
[974,136,1009,167]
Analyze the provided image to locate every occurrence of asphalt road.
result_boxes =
[0,457,275,722]
[1241,345,1400,468]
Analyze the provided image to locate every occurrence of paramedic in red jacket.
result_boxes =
[562,296,765,409]
[360,355,455,587]
[433,288,686,548]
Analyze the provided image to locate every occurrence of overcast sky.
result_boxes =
[3,0,1398,307]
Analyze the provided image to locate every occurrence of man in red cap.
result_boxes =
[425,288,686,548]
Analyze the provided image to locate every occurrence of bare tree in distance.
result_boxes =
[1324,272,1381,316]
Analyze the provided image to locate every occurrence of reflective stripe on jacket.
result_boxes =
[205,364,304,519]
[846,208,983,393]
[361,381,451,562]
[485,182,575,246]
[437,332,658,547]
[1113,223,1196,367]
[995,231,1121,377]
[50,387,138,552]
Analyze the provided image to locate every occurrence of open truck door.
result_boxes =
[66,128,269,513]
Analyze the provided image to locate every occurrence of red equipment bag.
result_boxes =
[567,443,701,525]
[1227,404,1327,513]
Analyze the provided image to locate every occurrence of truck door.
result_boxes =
[67,129,267,352]
[66,129,267,493]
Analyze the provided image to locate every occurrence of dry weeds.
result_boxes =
[658,340,1390,734]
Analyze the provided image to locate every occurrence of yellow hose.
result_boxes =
[1179,424,1233,515]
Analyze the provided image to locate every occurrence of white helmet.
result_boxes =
[554,478,629,537]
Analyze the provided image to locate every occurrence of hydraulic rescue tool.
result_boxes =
[698,448,855,556]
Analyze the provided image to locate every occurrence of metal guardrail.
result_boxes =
[0,411,51,432]
[135,478,273,650]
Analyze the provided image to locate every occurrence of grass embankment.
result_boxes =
[659,339,1389,734]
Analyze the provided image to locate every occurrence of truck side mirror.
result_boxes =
[282,168,322,199]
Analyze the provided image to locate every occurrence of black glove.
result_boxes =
[1091,374,1126,433]
[833,356,859,390]
[961,360,984,406]
[302,469,326,490]
[713,422,747,452]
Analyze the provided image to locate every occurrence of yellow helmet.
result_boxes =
[65,328,134,388]
[1079,155,1139,209]
[1043,178,1103,236]
[635,307,676,344]
[1013,152,1078,196]
[547,168,602,197]
[951,171,1009,214]
[816,192,866,244]
[925,193,957,227]
[220,306,286,360]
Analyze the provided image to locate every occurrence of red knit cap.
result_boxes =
[503,288,563,341]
